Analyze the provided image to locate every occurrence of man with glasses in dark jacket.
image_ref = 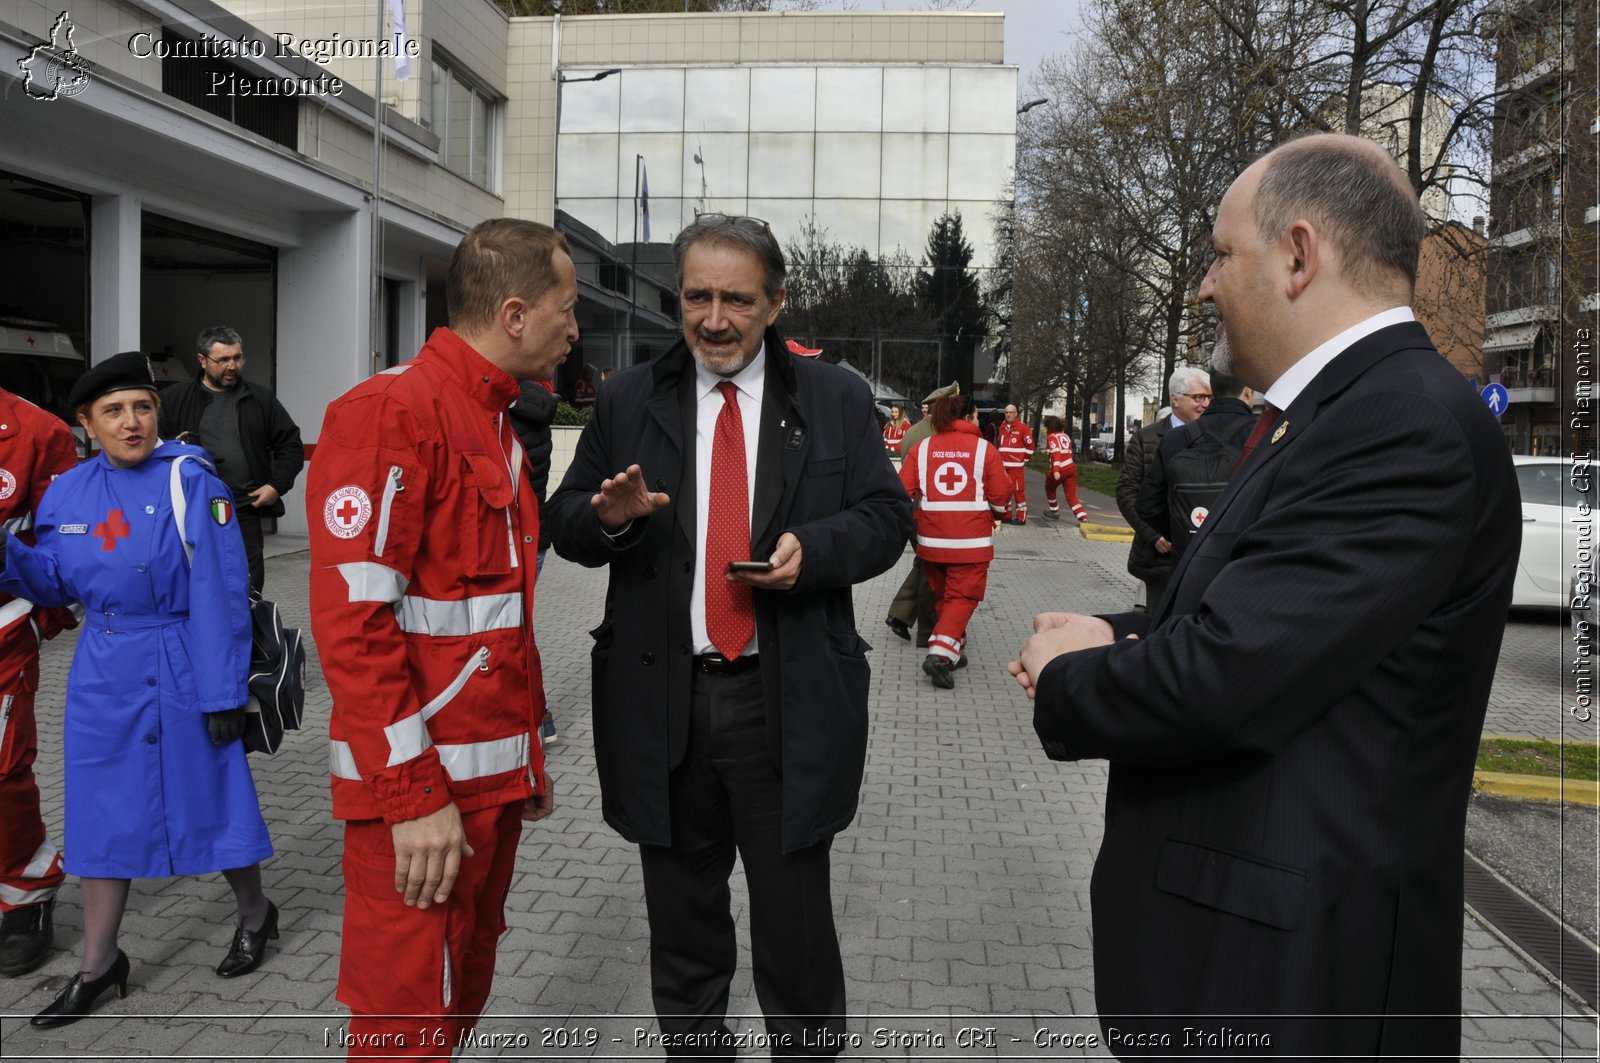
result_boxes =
[159,326,304,592]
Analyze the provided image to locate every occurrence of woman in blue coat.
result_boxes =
[0,352,276,1028]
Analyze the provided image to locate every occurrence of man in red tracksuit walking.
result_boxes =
[995,404,1034,525]
[900,393,1011,689]
[0,390,79,977]
[1042,415,1089,522]
[308,220,571,1058]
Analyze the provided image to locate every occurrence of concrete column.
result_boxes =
[276,209,370,534]
[89,194,141,362]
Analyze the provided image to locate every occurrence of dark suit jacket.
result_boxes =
[546,329,913,852]
[1034,323,1520,1055]
[1117,419,1175,583]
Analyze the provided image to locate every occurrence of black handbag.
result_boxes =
[169,456,306,754]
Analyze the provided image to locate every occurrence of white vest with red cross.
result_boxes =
[899,423,1012,563]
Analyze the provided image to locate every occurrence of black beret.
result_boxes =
[68,351,158,407]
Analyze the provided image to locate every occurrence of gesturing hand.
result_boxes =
[1006,613,1118,700]
[591,464,670,531]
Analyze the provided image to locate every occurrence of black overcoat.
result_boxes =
[546,331,913,852]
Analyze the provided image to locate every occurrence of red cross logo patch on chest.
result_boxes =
[93,509,130,551]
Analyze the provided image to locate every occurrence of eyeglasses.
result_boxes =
[202,352,245,368]
[1179,393,1213,404]
[692,212,771,234]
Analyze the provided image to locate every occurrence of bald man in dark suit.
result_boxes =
[1012,134,1521,1057]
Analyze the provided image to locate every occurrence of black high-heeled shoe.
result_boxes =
[31,950,131,1028]
[215,900,278,978]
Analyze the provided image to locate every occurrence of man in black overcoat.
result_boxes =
[546,214,912,1057]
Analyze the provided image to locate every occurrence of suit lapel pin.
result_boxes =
[1270,421,1289,445]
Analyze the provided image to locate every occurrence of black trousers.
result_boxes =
[638,668,846,1060]
[235,505,265,594]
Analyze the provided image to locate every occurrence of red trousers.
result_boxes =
[0,665,65,912]
[1044,468,1088,520]
[923,560,990,663]
[339,802,523,1060]
[1003,466,1028,518]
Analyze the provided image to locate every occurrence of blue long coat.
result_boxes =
[0,440,272,878]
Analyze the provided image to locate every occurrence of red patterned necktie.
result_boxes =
[1235,403,1281,470]
[705,381,755,659]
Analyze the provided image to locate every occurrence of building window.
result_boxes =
[160,32,296,150]
[431,58,496,190]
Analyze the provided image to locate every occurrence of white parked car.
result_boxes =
[1512,455,1595,609]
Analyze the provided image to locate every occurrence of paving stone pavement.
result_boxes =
[0,498,1594,1060]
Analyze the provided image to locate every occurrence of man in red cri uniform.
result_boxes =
[995,403,1034,524]
[308,219,569,1058]
[900,393,1011,689]
[1041,415,1089,522]
[0,390,78,977]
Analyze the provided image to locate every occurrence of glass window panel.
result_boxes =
[619,134,685,199]
[448,75,472,175]
[749,133,815,198]
[878,199,947,260]
[815,134,882,199]
[470,90,492,188]
[807,199,881,254]
[559,72,621,134]
[745,199,821,250]
[950,68,1017,133]
[816,68,883,132]
[633,197,684,246]
[881,134,948,200]
[750,68,817,132]
[557,133,620,198]
[682,133,749,202]
[685,68,750,132]
[883,68,949,133]
[947,134,1013,200]
[560,198,621,244]
[619,68,685,132]
[948,202,1001,268]
[429,61,446,133]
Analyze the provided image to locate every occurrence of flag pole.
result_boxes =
[369,0,385,374]
[629,154,642,368]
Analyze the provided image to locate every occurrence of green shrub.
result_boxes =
[552,401,591,427]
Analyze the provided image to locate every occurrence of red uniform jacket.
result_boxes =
[1047,431,1076,476]
[0,391,79,673]
[882,419,910,455]
[308,328,546,824]
[996,419,1034,469]
[899,420,1010,563]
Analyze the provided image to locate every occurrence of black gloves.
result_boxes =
[206,707,247,746]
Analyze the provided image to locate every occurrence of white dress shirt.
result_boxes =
[690,346,765,656]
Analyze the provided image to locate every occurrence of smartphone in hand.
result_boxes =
[727,560,774,573]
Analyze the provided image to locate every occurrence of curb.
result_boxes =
[1474,770,1600,805]
[1081,522,1134,543]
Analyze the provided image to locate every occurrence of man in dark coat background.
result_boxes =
[1011,134,1521,1056]
[546,214,912,1057]
[158,326,303,592]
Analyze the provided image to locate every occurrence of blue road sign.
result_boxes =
[1482,383,1509,418]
